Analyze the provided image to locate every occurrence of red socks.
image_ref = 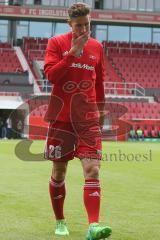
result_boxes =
[84,179,101,224]
[49,177,100,223]
[49,177,66,220]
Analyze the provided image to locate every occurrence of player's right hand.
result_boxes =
[70,31,90,57]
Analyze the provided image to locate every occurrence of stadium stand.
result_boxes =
[103,41,160,89]
[0,42,33,93]
[0,43,23,73]
[22,37,47,64]
[21,37,48,92]
[120,102,160,120]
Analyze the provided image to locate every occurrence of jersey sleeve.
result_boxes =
[95,45,105,104]
[44,37,75,84]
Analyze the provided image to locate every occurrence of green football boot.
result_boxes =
[55,219,69,236]
[86,223,112,240]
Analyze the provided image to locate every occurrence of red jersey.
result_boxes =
[44,32,105,122]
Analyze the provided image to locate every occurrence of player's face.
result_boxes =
[68,15,90,37]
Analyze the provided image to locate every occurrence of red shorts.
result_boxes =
[44,120,102,162]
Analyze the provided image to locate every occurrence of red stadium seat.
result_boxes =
[144,129,149,138]
[151,129,157,138]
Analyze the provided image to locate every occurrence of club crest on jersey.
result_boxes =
[71,63,94,71]
[89,55,96,60]
[62,51,69,56]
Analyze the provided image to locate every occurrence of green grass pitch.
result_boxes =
[0,140,160,240]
